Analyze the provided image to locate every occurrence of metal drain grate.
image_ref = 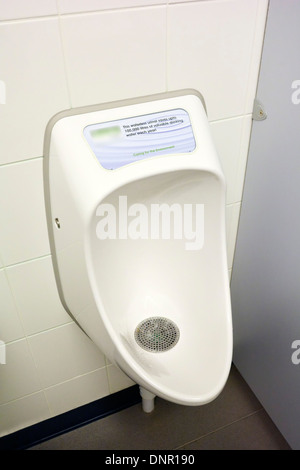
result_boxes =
[134,317,180,353]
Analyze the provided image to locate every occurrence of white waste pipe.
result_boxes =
[139,386,156,413]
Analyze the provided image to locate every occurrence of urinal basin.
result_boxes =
[86,169,232,406]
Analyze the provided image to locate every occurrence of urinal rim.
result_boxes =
[43,88,207,158]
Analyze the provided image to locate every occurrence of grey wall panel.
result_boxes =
[231,0,300,449]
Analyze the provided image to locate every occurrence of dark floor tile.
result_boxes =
[30,365,266,450]
[180,410,291,450]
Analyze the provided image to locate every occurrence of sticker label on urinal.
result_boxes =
[83,108,196,170]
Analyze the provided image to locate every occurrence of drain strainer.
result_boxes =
[134,317,180,353]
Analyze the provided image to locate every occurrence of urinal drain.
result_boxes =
[134,317,180,353]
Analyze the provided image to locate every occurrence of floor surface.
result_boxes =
[29,365,291,450]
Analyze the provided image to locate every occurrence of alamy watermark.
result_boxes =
[291,80,300,104]
[291,340,300,365]
[95,196,204,251]
[0,340,6,365]
[0,80,6,105]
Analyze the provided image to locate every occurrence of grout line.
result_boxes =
[243,0,270,114]
[209,113,253,125]
[56,4,72,107]
[0,389,49,409]
[0,4,166,25]
[242,0,260,116]
[24,320,74,341]
[174,409,264,450]
[0,155,42,169]
[3,253,51,270]
[0,15,58,25]
[165,3,169,92]
[2,320,74,347]
[55,4,166,18]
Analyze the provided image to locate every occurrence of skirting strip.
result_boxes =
[0,385,141,450]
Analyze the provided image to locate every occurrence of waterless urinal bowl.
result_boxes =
[44,90,232,412]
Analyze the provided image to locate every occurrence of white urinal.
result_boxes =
[44,89,232,412]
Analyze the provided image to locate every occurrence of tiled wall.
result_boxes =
[0,0,268,437]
